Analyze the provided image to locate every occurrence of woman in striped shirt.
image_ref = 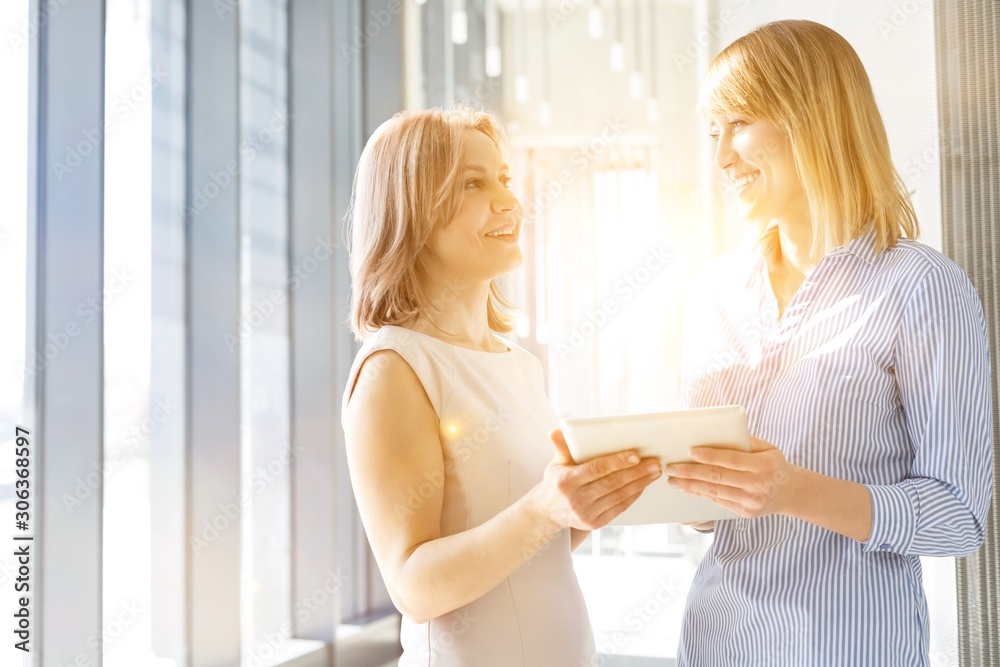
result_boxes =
[664,20,993,666]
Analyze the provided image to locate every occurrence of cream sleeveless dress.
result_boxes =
[342,325,597,667]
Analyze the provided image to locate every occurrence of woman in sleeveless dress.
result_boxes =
[341,107,663,666]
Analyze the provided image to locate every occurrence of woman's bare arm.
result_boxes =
[345,350,661,623]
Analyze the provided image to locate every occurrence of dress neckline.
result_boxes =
[383,325,513,355]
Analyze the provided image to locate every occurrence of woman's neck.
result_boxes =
[408,274,502,352]
[773,217,821,277]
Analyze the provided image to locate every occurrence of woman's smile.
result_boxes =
[485,224,519,242]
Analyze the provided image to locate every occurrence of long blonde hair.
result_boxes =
[345,106,515,341]
[700,20,919,255]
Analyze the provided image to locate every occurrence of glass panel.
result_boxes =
[149,0,187,662]
[0,1,30,665]
[239,0,293,659]
[514,147,705,663]
[102,0,158,664]
[101,0,187,664]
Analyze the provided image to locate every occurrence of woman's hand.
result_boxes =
[664,437,800,519]
[528,430,663,531]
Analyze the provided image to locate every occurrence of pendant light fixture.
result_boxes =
[647,0,660,122]
[610,0,625,72]
[451,0,468,45]
[515,0,529,102]
[485,0,501,77]
[588,0,604,38]
[630,0,644,98]
[540,0,552,125]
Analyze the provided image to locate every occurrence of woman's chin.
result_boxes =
[738,203,771,225]
[495,249,523,276]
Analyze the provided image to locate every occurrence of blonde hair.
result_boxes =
[700,20,919,255]
[345,106,515,341]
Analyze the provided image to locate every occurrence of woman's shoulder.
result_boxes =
[344,326,456,421]
[884,238,977,293]
[503,336,545,371]
[880,240,985,326]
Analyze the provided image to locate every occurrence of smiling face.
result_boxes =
[420,128,523,286]
[707,114,808,224]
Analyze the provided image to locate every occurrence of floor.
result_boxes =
[378,656,673,666]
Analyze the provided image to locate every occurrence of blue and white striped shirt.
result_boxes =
[676,228,993,667]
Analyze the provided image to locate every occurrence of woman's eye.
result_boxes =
[500,177,513,189]
[708,132,720,142]
[465,179,481,189]
[729,119,747,129]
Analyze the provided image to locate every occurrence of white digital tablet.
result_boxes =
[559,405,751,526]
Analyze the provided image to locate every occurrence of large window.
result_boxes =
[512,143,707,662]
[102,0,166,664]
[10,1,982,665]
[239,0,294,659]
[0,1,30,661]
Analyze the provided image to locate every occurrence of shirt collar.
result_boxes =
[828,226,880,266]
[752,224,882,268]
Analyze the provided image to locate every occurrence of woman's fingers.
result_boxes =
[584,457,661,499]
[664,462,755,490]
[667,466,789,518]
[591,488,647,528]
[687,446,757,471]
[548,429,576,464]
[667,476,749,504]
[586,466,662,520]
[570,449,645,486]
[541,443,659,529]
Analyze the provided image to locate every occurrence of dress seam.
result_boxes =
[424,618,432,667]
[505,578,527,667]
[440,346,456,415]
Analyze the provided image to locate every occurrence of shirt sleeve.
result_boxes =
[862,264,993,557]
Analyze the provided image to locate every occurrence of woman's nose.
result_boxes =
[493,185,519,213]
[714,133,737,171]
